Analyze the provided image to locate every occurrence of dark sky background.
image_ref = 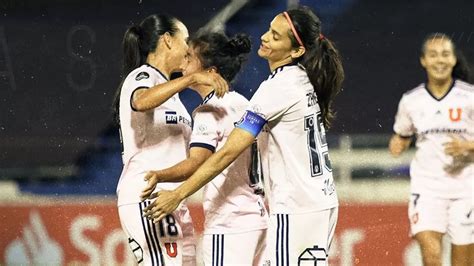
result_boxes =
[0,0,472,167]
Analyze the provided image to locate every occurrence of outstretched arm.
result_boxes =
[143,128,255,221]
[140,147,213,200]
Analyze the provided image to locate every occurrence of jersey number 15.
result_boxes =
[304,113,331,177]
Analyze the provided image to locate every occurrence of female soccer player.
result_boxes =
[389,33,473,266]
[143,6,344,265]
[114,14,228,265]
[141,32,268,265]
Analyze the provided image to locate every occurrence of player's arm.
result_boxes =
[132,71,229,112]
[143,110,266,221]
[390,94,414,157]
[389,134,412,157]
[144,128,255,221]
[140,147,213,200]
[444,137,474,157]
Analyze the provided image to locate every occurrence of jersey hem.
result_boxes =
[203,225,268,235]
[269,203,339,215]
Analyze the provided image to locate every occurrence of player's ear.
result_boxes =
[162,32,173,49]
[419,56,426,68]
[290,46,305,59]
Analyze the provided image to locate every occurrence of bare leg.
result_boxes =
[451,244,470,266]
[415,231,443,266]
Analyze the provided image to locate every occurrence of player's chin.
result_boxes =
[257,48,269,59]
[431,73,451,82]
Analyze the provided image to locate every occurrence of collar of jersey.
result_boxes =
[202,90,216,105]
[268,61,300,79]
[424,79,455,102]
[145,63,169,81]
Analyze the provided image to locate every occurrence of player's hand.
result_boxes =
[192,71,229,98]
[140,171,161,201]
[389,134,411,157]
[142,190,182,222]
[443,135,469,157]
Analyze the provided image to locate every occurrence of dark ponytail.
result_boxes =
[113,14,181,123]
[420,33,472,83]
[122,14,180,76]
[286,6,344,129]
[189,32,251,83]
[122,26,144,76]
[453,52,472,83]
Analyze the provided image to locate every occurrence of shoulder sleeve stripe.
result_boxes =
[189,142,216,153]
[130,86,149,111]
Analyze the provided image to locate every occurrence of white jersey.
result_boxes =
[117,64,192,206]
[190,91,268,234]
[245,64,338,214]
[393,80,474,199]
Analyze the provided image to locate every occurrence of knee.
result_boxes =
[421,249,442,266]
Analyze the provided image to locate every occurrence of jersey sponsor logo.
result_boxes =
[448,108,462,122]
[165,111,191,127]
[135,71,150,81]
[165,111,178,124]
[419,128,467,136]
[322,178,335,196]
[179,116,192,127]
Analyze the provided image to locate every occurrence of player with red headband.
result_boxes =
[143,6,345,265]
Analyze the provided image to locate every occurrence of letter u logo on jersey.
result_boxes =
[448,108,462,122]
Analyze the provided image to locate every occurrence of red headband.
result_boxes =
[283,11,304,49]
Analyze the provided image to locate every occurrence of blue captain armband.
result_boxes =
[235,111,267,137]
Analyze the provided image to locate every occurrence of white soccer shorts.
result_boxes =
[266,207,338,266]
[202,229,267,266]
[118,201,196,265]
[408,193,472,245]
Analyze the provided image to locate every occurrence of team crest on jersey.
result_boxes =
[411,213,419,224]
[135,71,150,81]
[448,108,462,122]
[298,245,327,264]
[197,124,208,135]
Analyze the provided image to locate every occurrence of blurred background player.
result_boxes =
[141,31,268,265]
[389,33,473,266]
[143,6,344,265]
[114,14,228,265]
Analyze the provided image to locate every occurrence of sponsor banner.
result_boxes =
[1,202,439,265]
